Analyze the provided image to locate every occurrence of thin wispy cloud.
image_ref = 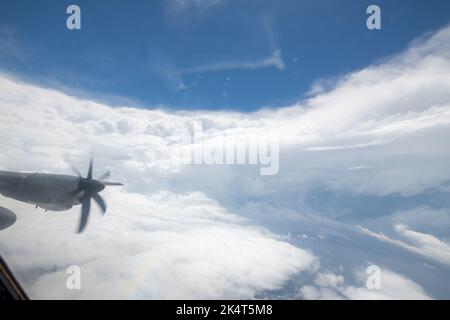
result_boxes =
[182,49,285,75]
[152,12,286,91]
[358,225,450,266]
[300,268,431,300]
[164,0,225,21]
[180,14,285,75]
[152,49,285,91]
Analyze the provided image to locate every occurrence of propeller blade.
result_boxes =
[92,193,107,215]
[87,158,93,180]
[100,181,123,186]
[78,195,91,233]
[98,171,110,181]
[64,155,82,177]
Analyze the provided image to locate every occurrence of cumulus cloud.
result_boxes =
[342,268,431,300]
[1,25,450,299]
[0,190,317,299]
[299,269,431,300]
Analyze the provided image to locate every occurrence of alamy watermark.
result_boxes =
[66,5,81,30]
[66,265,81,290]
[66,4,380,32]
[171,121,279,176]
[366,5,381,30]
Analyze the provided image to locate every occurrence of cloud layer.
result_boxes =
[0,190,316,299]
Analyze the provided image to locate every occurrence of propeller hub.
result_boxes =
[70,157,121,233]
[79,178,105,194]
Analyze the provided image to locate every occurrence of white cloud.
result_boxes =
[342,268,431,300]
[358,225,450,266]
[181,50,285,75]
[299,269,431,300]
[395,225,450,262]
[314,272,344,288]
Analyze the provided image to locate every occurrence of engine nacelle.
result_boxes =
[37,203,73,212]
[0,207,17,231]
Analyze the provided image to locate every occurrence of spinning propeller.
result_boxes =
[69,158,122,233]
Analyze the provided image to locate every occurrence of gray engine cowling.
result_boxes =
[0,207,16,231]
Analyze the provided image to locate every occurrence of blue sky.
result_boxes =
[1,0,450,111]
